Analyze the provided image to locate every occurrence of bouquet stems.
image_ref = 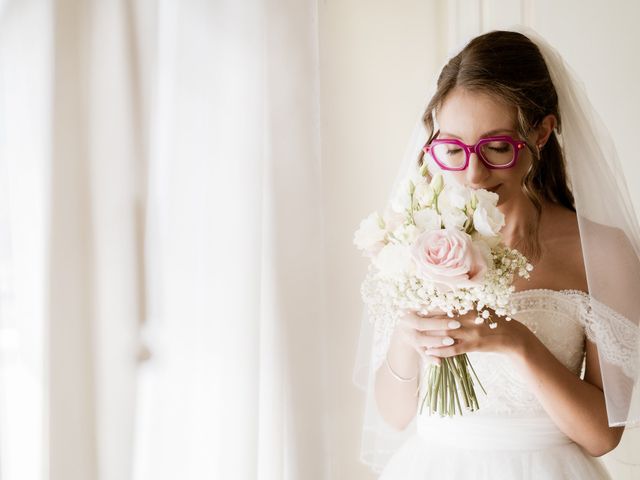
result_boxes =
[418,353,486,416]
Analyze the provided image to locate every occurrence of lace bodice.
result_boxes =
[411,288,639,416]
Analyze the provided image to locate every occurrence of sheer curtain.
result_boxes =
[0,0,330,479]
[133,0,330,478]
[0,2,50,479]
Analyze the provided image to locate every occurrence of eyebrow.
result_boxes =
[439,129,516,139]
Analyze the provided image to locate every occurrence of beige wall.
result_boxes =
[318,1,446,477]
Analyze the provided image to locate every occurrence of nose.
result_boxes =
[466,152,490,187]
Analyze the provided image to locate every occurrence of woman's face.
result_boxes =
[434,86,538,207]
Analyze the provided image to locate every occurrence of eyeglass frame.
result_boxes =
[422,130,527,171]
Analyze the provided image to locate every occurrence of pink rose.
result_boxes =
[411,228,489,291]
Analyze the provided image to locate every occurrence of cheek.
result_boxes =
[446,171,467,186]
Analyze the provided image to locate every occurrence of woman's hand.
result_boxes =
[397,307,532,362]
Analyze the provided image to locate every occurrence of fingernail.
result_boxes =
[448,320,461,329]
[441,337,454,346]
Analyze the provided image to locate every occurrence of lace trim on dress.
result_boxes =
[580,298,639,382]
[371,288,639,384]
[510,289,639,382]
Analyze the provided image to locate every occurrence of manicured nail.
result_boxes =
[441,337,454,346]
[448,320,461,329]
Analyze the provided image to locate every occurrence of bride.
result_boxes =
[353,27,640,479]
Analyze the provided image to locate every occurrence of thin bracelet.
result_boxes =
[385,352,417,382]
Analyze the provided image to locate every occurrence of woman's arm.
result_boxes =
[508,325,625,457]
[416,305,626,456]
[374,309,451,431]
[374,329,420,431]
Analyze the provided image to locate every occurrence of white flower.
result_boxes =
[430,173,444,194]
[442,208,468,230]
[443,184,472,210]
[382,207,405,232]
[392,223,421,243]
[474,188,499,207]
[373,243,415,279]
[413,208,442,231]
[353,212,386,253]
[390,168,426,211]
[390,178,413,213]
[471,237,493,269]
[473,203,505,237]
[413,182,435,207]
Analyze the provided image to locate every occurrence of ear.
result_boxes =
[534,114,557,148]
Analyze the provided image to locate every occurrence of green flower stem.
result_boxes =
[445,360,462,415]
[457,356,477,409]
[465,354,487,395]
[441,361,448,414]
[453,374,463,414]
[452,357,471,408]
[418,352,484,417]
[430,365,442,413]
[447,368,455,414]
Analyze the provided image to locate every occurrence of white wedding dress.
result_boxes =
[378,288,615,479]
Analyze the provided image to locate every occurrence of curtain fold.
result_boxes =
[49,0,143,478]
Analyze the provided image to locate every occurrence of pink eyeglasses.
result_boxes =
[423,132,527,171]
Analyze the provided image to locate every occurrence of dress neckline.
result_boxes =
[510,287,589,298]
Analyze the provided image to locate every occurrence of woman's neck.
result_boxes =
[498,195,555,248]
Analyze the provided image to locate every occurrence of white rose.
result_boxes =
[413,208,441,232]
[353,212,386,253]
[373,243,415,279]
[473,204,505,237]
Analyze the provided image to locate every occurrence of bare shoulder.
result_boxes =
[542,202,581,251]
[540,203,586,290]
[543,202,640,293]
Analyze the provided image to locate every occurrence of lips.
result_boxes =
[486,184,501,193]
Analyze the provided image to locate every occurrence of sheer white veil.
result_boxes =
[352,25,640,474]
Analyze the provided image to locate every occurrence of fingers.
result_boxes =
[416,307,448,317]
[418,333,457,349]
[394,327,445,366]
[424,343,462,358]
[421,353,441,366]
[399,310,462,332]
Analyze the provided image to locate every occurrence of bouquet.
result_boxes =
[353,162,533,416]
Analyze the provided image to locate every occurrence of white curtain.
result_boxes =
[0,0,330,479]
[133,0,330,478]
[0,2,50,479]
